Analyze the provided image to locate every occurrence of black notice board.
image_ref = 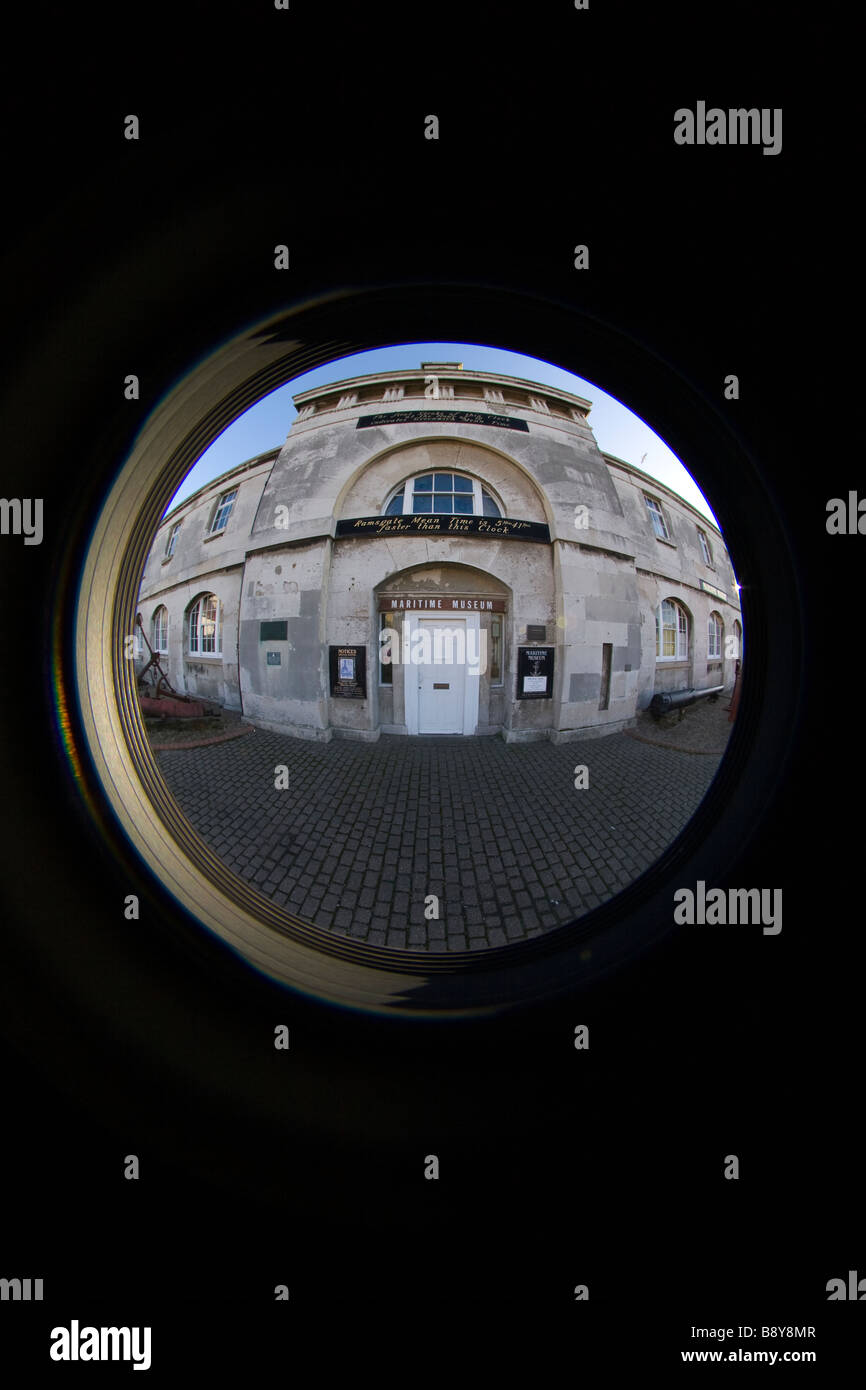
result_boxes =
[329,645,367,699]
[517,645,554,699]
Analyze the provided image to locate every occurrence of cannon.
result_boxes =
[649,684,725,721]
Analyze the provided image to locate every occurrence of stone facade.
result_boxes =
[135,363,742,742]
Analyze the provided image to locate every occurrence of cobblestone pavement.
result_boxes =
[145,707,250,751]
[155,726,728,953]
[626,696,735,755]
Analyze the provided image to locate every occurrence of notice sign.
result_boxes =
[517,645,554,700]
[337,515,550,543]
[329,645,367,699]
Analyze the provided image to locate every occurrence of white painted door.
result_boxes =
[417,618,467,734]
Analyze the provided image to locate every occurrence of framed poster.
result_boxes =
[329,644,367,699]
[517,645,554,699]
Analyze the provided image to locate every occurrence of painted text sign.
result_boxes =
[337,514,550,543]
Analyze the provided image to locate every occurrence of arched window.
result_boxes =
[383,473,502,518]
[656,599,689,660]
[151,605,168,653]
[708,611,723,659]
[732,619,743,661]
[188,594,221,655]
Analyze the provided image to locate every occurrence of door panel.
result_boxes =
[417,621,466,733]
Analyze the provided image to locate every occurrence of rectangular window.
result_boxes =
[490,617,503,685]
[165,521,181,557]
[599,642,612,710]
[210,489,237,533]
[379,612,396,684]
[644,495,670,540]
[698,529,712,565]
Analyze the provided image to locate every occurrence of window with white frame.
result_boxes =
[707,611,723,659]
[379,612,397,684]
[165,521,182,557]
[152,605,169,653]
[489,616,503,685]
[656,599,689,660]
[189,594,221,655]
[383,473,502,518]
[210,489,237,534]
[644,494,671,540]
[698,528,712,565]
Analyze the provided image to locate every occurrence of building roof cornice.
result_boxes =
[160,448,279,523]
[292,365,593,413]
[602,452,721,536]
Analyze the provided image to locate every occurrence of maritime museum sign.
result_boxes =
[377,595,507,612]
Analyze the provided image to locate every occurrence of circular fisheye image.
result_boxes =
[128,341,743,959]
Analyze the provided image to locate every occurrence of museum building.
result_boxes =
[134,362,742,742]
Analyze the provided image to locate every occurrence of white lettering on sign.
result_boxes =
[383,596,499,611]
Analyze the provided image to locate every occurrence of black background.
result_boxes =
[0,0,856,1375]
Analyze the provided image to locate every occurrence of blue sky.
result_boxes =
[166,342,720,526]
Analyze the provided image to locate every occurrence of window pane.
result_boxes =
[490,618,501,682]
[433,473,452,491]
[212,491,236,531]
[384,490,404,515]
[454,495,473,514]
[433,495,452,513]
[482,491,501,517]
[414,474,432,491]
[379,614,394,684]
[453,475,473,492]
[412,494,432,512]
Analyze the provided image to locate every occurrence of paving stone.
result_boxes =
[157,727,725,955]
